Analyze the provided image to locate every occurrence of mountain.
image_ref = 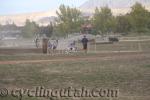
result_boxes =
[1,0,150,26]
[80,0,150,15]
[0,10,56,26]
[37,16,57,26]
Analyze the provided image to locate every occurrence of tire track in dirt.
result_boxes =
[0,52,150,65]
[0,57,110,65]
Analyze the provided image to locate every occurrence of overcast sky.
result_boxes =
[0,0,87,15]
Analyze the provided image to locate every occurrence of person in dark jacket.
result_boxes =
[81,35,88,53]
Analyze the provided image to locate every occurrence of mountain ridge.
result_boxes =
[0,10,56,26]
[80,0,150,9]
[1,0,150,26]
[80,0,150,15]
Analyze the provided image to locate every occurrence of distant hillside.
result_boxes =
[0,10,56,26]
[1,0,150,26]
[80,0,150,15]
[37,16,57,26]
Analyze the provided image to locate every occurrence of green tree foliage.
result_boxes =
[39,22,53,38]
[0,23,18,31]
[129,2,150,33]
[93,7,116,34]
[22,19,39,38]
[56,5,83,36]
[92,3,150,35]
[115,15,131,34]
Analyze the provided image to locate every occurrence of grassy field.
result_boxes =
[74,38,150,52]
[0,40,150,100]
[88,41,150,52]
[0,52,150,100]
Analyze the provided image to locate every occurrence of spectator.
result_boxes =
[81,35,88,53]
[47,40,52,54]
[35,37,40,48]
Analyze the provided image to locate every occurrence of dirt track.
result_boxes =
[0,50,150,65]
[0,48,42,55]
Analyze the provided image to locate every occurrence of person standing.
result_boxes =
[51,39,58,54]
[81,35,88,53]
[35,37,40,48]
[47,40,52,54]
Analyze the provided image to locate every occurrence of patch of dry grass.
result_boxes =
[0,52,150,100]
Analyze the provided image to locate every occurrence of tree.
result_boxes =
[56,5,83,36]
[93,7,116,34]
[22,19,39,38]
[115,15,131,34]
[129,2,150,33]
[39,22,53,38]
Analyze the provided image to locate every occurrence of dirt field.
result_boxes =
[0,40,150,100]
[0,51,149,64]
[0,50,150,100]
[0,48,42,55]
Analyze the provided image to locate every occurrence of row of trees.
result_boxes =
[22,19,53,38]
[20,2,150,38]
[0,23,18,31]
[22,4,84,38]
[56,2,150,36]
[56,5,84,36]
